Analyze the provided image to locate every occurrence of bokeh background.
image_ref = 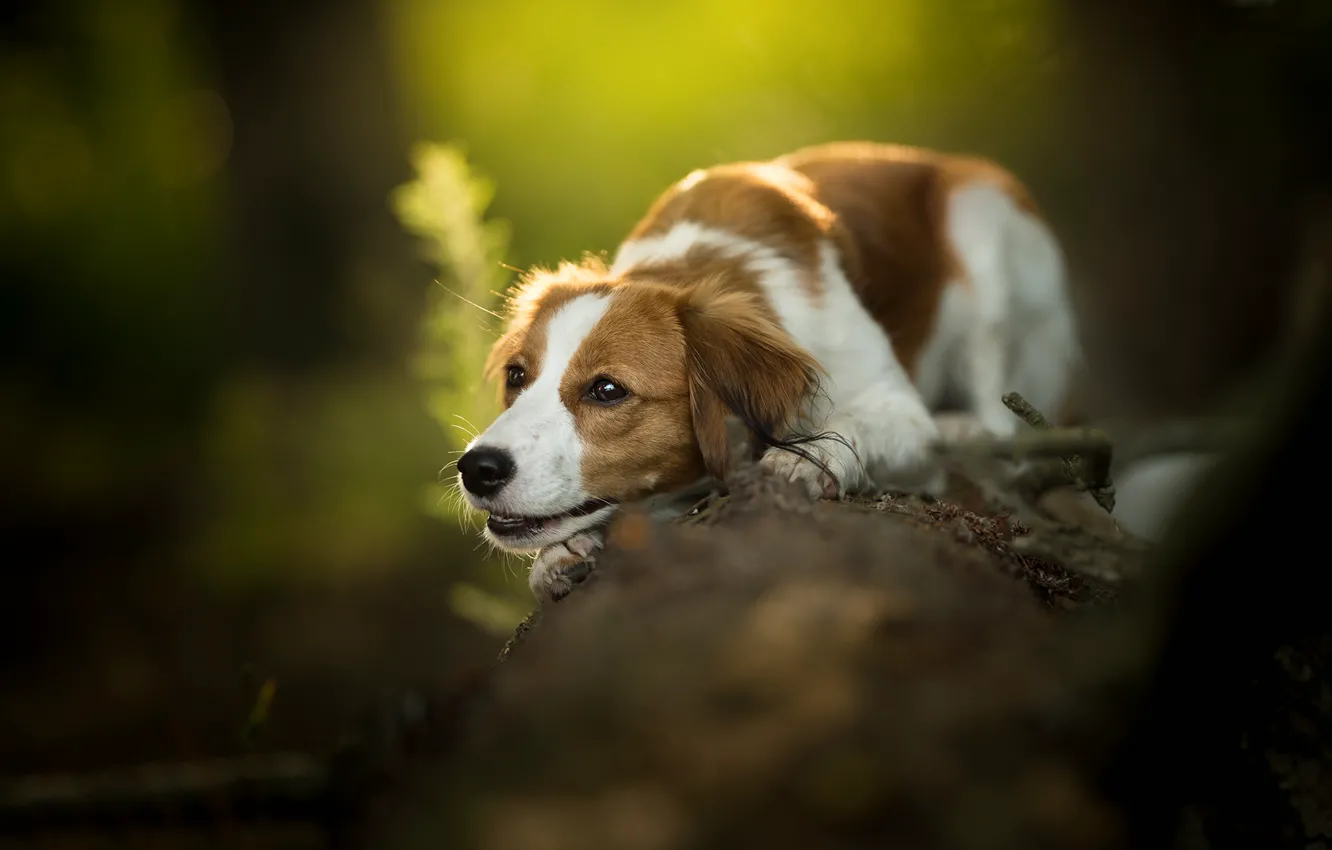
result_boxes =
[2,0,1328,794]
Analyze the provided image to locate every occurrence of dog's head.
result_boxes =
[456,258,821,551]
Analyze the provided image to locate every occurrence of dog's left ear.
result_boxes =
[679,277,823,479]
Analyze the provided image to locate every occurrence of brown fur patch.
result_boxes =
[620,244,767,303]
[628,164,840,297]
[776,142,1042,376]
[561,284,704,500]
[619,142,1043,379]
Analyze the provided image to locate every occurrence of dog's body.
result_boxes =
[456,141,1080,599]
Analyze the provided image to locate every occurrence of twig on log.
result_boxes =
[1,681,476,844]
[936,428,1114,463]
[930,392,1117,514]
[1001,391,1056,431]
[1109,417,1248,469]
[497,609,541,663]
[0,754,330,829]
[1006,392,1115,513]
[934,427,1117,509]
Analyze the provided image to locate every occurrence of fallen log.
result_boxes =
[2,400,1319,850]
[356,414,1161,850]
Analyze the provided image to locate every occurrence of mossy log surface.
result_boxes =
[9,416,1330,850]
[366,447,1156,850]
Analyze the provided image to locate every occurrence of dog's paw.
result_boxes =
[760,443,857,500]
[529,530,603,602]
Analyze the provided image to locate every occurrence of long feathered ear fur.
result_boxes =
[679,276,824,480]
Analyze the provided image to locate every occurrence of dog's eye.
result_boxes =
[587,376,629,404]
[505,365,526,389]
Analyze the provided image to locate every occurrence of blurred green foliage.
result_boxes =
[0,2,227,362]
[1,0,226,523]
[391,143,509,488]
[385,0,1065,272]
[391,144,534,631]
[0,1,520,606]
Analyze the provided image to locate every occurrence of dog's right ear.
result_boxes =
[679,277,823,480]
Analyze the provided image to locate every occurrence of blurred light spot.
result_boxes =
[609,510,651,550]
[798,745,885,822]
[96,0,179,56]
[153,89,233,186]
[448,582,530,636]
[480,786,688,850]
[6,117,93,221]
[41,423,115,505]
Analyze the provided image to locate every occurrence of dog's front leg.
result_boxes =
[761,380,944,499]
[529,529,604,602]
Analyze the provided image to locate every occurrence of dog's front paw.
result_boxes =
[759,441,860,500]
[529,530,603,602]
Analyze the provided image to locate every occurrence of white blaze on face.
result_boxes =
[464,293,611,517]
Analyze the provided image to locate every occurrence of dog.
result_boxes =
[456,141,1080,600]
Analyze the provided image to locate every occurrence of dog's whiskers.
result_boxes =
[451,414,481,440]
[443,480,479,533]
[449,423,478,441]
[499,551,520,583]
[433,279,505,320]
[454,492,474,533]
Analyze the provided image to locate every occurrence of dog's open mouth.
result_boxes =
[486,499,614,538]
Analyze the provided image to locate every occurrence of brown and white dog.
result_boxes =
[456,141,1080,600]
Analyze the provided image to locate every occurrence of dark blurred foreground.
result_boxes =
[1,0,507,778]
[3,0,1332,848]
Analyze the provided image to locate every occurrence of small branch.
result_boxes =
[1110,418,1248,469]
[1003,392,1115,509]
[935,428,1115,463]
[1002,391,1055,430]
[934,427,1117,511]
[938,392,1118,514]
[498,609,541,663]
[1,683,467,837]
[1012,392,1116,513]
[993,394,1248,515]
[0,754,330,829]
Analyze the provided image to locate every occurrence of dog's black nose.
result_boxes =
[457,446,515,497]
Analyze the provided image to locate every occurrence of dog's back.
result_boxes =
[614,142,1080,440]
